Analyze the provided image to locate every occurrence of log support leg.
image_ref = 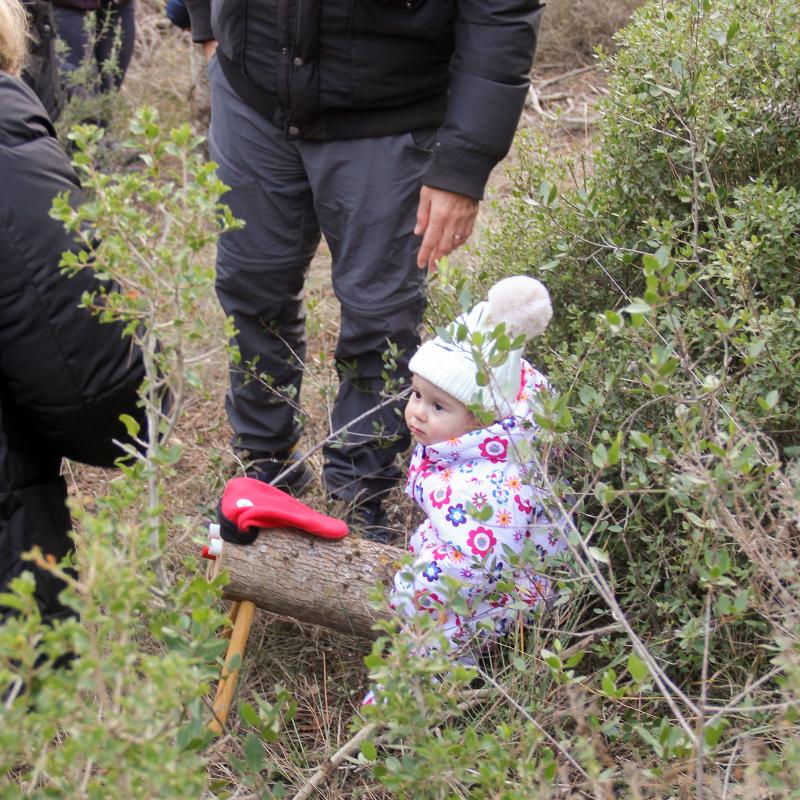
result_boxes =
[209,599,256,735]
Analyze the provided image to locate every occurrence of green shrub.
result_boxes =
[0,109,237,797]
[379,0,800,795]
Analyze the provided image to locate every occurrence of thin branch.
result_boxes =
[705,665,786,726]
[270,388,410,487]
[535,65,599,92]
[290,722,377,800]
[527,85,556,120]
[695,591,712,800]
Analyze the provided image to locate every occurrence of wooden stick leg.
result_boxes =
[220,600,241,641]
[209,599,256,735]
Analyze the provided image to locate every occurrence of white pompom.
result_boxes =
[486,276,552,339]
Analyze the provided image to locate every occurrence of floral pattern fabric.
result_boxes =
[391,359,570,663]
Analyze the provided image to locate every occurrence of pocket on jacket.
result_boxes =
[410,127,438,153]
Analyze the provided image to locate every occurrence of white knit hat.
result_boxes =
[409,276,552,418]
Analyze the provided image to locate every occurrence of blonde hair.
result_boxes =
[0,0,29,76]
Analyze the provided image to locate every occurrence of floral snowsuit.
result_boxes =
[391,359,570,663]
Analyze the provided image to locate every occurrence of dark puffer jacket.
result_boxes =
[0,74,147,623]
[185,0,544,200]
[49,0,131,11]
[21,0,64,121]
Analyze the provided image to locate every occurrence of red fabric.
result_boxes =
[221,477,348,539]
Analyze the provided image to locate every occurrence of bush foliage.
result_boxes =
[369,0,800,795]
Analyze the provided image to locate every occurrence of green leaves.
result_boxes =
[538,180,558,208]
[466,500,493,523]
[587,546,610,565]
[239,701,261,728]
[118,414,140,439]
[361,739,378,762]
[711,19,740,46]
[627,653,649,684]
[243,734,265,773]
[757,390,780,412]
[591,432,623,470]
[622,298,652,316]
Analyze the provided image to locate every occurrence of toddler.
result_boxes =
[389,275,570,668]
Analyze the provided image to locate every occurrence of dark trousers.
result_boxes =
[208,57,430,502]
[53,0,135,93]
[0,409,73,626]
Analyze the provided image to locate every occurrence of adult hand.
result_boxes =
[203,39,219,62]
[414,186,479,270]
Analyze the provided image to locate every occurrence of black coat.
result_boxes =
[0,75,147,622]
[185,0,544,200]
[20,0,64,121]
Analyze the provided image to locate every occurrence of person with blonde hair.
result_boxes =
[0,0,28,75]
[0,0,150,636]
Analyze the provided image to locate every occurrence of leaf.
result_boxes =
[685,511,709,529]
[244,734,264,773]
[239,701,260,728]
[466,501,493,522]
[629,430,652,449]
[601,669,618,696]
[607,433,622,466]
[119,413,140,438]
[628,653,649,683]
[587,546,609,565]
[623,299,652,315]
[594,481,614,505]
[592,443,609,469]
[539,180,557,207]
[579,385,599,406]
[765,390,779,409]
[711,29,727,46]
[726,19,740,43]
[604,309,623,330]
[642,253,661,273]
[361,739,377,762]
[565,650,585,669]
[458,285,472,313]
[704,719,728,747]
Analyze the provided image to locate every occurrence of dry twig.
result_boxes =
[291,722,378,800]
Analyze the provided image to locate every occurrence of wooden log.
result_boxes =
[213,529,406,640]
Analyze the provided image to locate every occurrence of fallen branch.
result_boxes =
[290,690,491,800]
[535,64,599,92]
[291,722,378,800]
[527,85,556,120]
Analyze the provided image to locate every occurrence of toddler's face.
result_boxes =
[405,375,478,446]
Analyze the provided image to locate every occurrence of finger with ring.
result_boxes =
[454,233,464,240]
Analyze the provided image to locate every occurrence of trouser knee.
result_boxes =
[335,299,425,381]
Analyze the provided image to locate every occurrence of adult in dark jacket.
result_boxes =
[20,0,63,119]
[0,25,148,625]
[185,0,544,539]
[51,0,135,94]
